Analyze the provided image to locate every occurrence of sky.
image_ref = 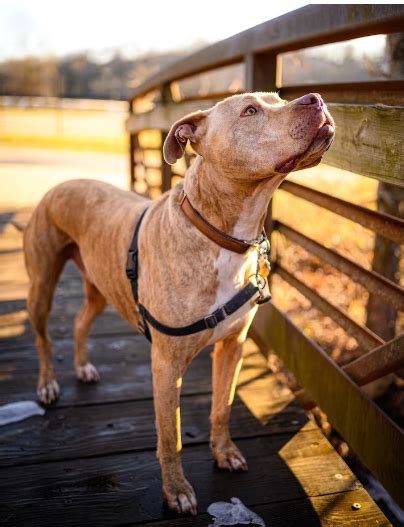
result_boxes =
[0,0,310,61]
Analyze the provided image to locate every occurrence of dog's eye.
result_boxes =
[243,106,258,116]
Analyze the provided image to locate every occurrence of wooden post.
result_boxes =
[128,99,136,191]
[245,52,279,93]
[366,33,404,341]
[129,133,136,191]
[161,131,172,192]
[160,82,173,193]
[244,52,279,233]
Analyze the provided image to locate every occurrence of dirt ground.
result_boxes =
[0,145,128,208]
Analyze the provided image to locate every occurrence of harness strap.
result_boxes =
[125,207,262,342]
[138,282,258,337]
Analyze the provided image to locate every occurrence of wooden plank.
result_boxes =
[160,131,172,191]
[126,100,216,133]
[0,430,385,526]
[250,303,404,508]
[245,52,278,92]
[0,336,210,406]
[148,491,390,527]
[323,103,404,186]
[274,264,383,352]
[129,5,404,99]
[343,335,404,386]
[281,80,404,105]
[280,180,404,245]
[0,299,133,346]
[129,133,136,190]
[277,222,404,311]
[128,101,404,187]
[0,252,83,302]
[0,394,311,467]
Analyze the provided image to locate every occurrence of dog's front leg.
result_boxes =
[210,336,248,471]
[151,343,197,515]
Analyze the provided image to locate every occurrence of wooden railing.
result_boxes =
[127,4,404,506]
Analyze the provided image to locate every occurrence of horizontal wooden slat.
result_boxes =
[129,5,404,99]
[127,100,216,133]
[277,221,404,310]
[280,180,404,244]
[281,80,404,106]
[173,90,242,104]
[274,264,383,351]
[343,335,404,386]
[250,303,404,507]
[323,103,404,186]
[128,101,404,186]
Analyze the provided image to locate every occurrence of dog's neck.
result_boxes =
[183,157,286,241]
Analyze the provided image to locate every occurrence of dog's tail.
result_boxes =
[10,220,27,232]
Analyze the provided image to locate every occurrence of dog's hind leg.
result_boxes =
[74,277,106,383]
[26,248,66,405]
[210,336,248,471]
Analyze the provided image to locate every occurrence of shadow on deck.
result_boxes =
[0,211,388,526]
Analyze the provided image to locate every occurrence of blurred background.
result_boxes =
[0,0,396,203]
[1,2,403,406]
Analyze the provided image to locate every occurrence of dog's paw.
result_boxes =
[76,363,100,383]
[212,440,248,472]
[37,379,60,405]
[164,479,197,515]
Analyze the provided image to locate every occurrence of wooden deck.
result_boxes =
[0,210,389,526]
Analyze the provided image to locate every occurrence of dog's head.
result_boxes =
[163,92,334,179]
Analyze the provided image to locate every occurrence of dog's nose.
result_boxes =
[297,93,323,110]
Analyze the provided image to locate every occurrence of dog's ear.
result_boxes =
[163,110,209,165]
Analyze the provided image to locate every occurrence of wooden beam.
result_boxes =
[129,134,137,191]
[274,264,383,352]
[280,180,404,244]
[250,303,404,507]
[245,52,278,92]
[281,80,404,106]
[128,101,404,186]
[129,5,404,99]
[344,335,404,386]
[161,131,172,192]
[323,103,404,186]
[245,52,278,233]
[277,221,404,311]
[126,100,216,134]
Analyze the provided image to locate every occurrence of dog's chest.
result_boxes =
[206,248,258,344]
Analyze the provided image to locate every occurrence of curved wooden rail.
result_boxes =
[130,4,404,99]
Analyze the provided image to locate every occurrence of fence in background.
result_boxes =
[127,5,404,506]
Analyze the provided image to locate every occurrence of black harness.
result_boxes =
[126,207,270,342]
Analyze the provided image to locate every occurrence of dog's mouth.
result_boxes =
[275,110,335,174]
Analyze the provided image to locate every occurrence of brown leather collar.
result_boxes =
[178,189,254,254]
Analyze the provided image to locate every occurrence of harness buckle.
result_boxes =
[256,291,271,304]
[205,305,227,329]
[126,250,137,280]
[205,313,218,329]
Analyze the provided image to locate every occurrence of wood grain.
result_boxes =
[323,103,404,186]
[0,431,384,527]
[129,5,404,99]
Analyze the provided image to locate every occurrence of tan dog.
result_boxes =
[23,92,334,515]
